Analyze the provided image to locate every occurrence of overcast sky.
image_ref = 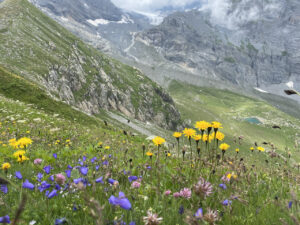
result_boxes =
[111,0,201,13]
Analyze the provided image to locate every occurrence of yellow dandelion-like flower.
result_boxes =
[182,128,196,138]
[193,134,202,141]
[146,151,153,157]
[17,155,29,163]
[250,147,254,152]
[104,146,110,150]
[9,138,18,148]
[235,148,239,153]
[173,132,182,139]
[202,134,213,143]
[211,121,222,129]
[2,163,11,170]
[152,136,165,146]
[167,153,171,157]
[13,150,26,158]
[16,137,33,148]
[219,143,230,151]
[226,173,232,179]
[215,131,225,141]
[195,121,210,131]
[257,146,265,152]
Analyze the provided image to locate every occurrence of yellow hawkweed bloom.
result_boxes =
[16,137,33,148]
[226,173,232,179]
[193,135,202,141]
[146,151,153,157]
[202,134,214,143]
[173,132,182,139]
[250,147,254,152]
[17,155,29,163]
[152,136,165,146]
[9,138,18,148]
[257,146,265,152]
[13,150,26,158]
[104,146,110,150]
[211,121,222,129]
[2,163,11,170]
[195,121,210,131]
[182,128,196,138]
[215,131,225,141]
[167,153,171,157]
[235,148,240,153]
[219,143,230,151]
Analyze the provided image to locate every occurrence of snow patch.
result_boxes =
[87,18,110,26]
[87,15,134,26]
[254,87,268,93]
[286,81,294,89]
[60,17,69,22]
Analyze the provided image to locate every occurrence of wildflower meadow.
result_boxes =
[0,97,299,225]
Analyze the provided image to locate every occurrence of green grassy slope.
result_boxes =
[0,0,181,129]
[168,80,300,162]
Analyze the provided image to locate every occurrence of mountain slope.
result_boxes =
[0,0,181,130]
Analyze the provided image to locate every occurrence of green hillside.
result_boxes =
[0,0,181,129]
[168,80,300,162]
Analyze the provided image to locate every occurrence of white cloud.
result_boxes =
[199,0,284,30]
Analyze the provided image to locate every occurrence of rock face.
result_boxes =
[127,0,300,92]
[0,0,181,130]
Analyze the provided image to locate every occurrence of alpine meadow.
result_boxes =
[0,0,299,224]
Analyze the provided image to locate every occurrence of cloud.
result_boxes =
[199,0,283,30]
[111,0,200,13]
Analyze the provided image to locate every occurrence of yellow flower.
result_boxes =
[2,163,11,170]
[215,131,225,141]
[104,146,110,150]
[226,173,232,179]
[167,153,171,157]
[173,132,182,139]
[235,148,240,153]
[250,147,254,152]
[202,134,213,143]
[193,135,202,141]
[146,151,153,157]
[97,142,103,146]
[152,136,165,146]
[219,143,230,151]
[9,138,18,148]
[17,155,29,163]
[182,128,196,138]
[13,150,26,158]
[211,121,222,129]
[195,121,210,131]
[257,146,265,152]
[66,139,71,143]
[16,137,33,148]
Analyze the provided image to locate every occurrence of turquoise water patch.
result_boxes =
[245,117,262,124]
